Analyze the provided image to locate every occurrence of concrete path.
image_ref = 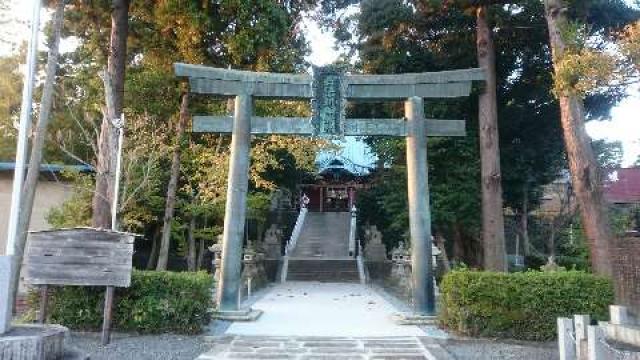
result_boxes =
[225,282,429,337]
[197,282,454,359]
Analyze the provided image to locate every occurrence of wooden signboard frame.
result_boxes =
[22,227,136,345]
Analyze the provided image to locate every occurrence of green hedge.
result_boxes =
[439,270,614,341]
[32,271,213,334]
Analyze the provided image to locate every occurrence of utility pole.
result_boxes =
[1,0,41,334]
[111,114,125,231]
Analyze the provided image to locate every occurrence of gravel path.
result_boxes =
[69,332,560,359]
[68,332,210,360]
[442,339,559,360]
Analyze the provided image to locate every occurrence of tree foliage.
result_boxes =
[4,0,637,271]
[339,0,637,266]
[0,52,22,160]
[38,0,327,269]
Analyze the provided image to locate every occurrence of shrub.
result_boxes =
[32,271,213,334]
[439,269,614,341]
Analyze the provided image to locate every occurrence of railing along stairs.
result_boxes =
[280,201,308,282]
[350,206,367,284]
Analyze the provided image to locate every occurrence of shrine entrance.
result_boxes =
[174,63,484,319]
[299,158,367,212]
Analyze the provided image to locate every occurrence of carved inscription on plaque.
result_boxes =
[311,65,346,137]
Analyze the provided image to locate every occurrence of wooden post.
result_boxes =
[101,286,115,345]
[37,285,49,324]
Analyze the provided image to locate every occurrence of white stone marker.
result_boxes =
[587,325,606,360]
[574,314,590,360]
[558,317,576,360]
[610,305,631,326]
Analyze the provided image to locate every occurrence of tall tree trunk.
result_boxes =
[108,0,128,119]
[146,227,161,270]
[549,221,556,258]
[196,238,205,271]
[521,184,530,256]
[544,0,614,277]
[476,6,507,271]
[92,82,117,229]
[187,216,196,271]
[156,93,189,270]
[452,222,479,266]
[9,0,64,305]
[92,0,130,229]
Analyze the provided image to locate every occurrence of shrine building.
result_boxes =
[297,158,371,213]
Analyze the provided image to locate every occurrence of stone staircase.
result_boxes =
[286,212,359,282]
[287,259,360,282]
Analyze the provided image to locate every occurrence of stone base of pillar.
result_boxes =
[0,255,18,334]
[392,312,438,326]
[213,308,263,322]
[0,324,72,360]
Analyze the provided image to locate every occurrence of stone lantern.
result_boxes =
[431,241,441,270]
[243,242,256,262]
[390,241,412,294]
[241,241,267,292]
[208,239,223,284]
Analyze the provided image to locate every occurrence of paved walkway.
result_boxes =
[197,282,452,359]
[226,282,429,337]
[197,335,452,359]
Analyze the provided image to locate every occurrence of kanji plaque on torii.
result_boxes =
[175,63,484,320]
[311,65,346,137]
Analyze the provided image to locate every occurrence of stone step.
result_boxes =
[290,212,352,259]
[603,322,640,348]
[287,259,360,282]
[288,260,356,266]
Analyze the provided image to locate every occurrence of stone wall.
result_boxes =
[612,234,640,314]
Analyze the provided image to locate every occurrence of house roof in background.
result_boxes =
[603,167,640,204]
[0,162,93,173]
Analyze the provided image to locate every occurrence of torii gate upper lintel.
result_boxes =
[174,62,485,318]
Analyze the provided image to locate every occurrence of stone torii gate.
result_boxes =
[175,63,484,318]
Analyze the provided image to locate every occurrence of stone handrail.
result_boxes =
[349,206,357,257]
[350,206,366,284]
[285,207,308,256]
[280,206,307,283]
[356,236,367,284]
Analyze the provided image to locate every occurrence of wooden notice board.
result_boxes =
[22,227,136,344]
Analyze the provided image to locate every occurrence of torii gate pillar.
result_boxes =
[216,94,255,316]
[405,96,435,315]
